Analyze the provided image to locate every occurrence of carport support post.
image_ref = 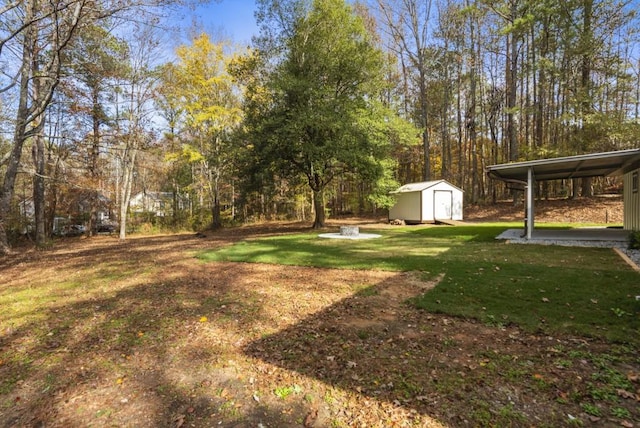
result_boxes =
[526,167,534,239]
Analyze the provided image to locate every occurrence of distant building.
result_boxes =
[52,191,112,235]
[129,191,187,217]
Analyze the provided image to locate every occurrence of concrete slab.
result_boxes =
[318,232,382,240]
[496,227,629,248]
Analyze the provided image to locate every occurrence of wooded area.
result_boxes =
[1,0,639,252]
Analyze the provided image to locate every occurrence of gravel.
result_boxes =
[618,247,640,269]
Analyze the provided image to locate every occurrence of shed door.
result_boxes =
[433,190,452,220]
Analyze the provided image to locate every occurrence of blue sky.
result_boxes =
[179,0,259,46]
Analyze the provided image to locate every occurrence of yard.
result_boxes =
[1,210,639,426]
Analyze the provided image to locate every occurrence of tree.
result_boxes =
[111,26,160,241]
[246,0,413,228]
[0,0,86,253]
[160,33,243,229]
[376,0,434,181]
[0,0,193,253]
[63,25,128,236]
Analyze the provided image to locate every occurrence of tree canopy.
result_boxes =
[242,0,416,228]
[159,33,243,229]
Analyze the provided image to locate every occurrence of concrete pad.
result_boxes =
[318,232,382,240]
[496,227,629,248]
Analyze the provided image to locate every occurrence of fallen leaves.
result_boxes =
[173,413,185,428]
[303,408,318,427]
[617,389,636,400]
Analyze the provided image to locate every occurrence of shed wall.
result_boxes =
[451,190,463,220]
[425,182,463,221]
[389,192,422,222]
[624,169,640,230]
[433,190,453,220]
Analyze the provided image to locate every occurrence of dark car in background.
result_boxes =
[95,223,116,234]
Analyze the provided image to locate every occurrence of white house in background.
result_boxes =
[389,180,464,224]
[129,191,176,217]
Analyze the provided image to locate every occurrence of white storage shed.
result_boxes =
[389,180,464,224]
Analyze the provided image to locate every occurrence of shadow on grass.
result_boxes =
[241,269,638,426]
[0,235,340,427]
[198,225,640,345]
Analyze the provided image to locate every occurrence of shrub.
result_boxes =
[628,230,640,250]
[138,222,155,234]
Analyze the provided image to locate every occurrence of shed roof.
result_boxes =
[486,149,640,184]
[391,179,463,194]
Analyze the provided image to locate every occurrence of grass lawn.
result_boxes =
[199,223,640,345]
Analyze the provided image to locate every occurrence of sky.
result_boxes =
[178,0,259,46]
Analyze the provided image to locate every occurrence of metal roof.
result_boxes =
[391,179,463,194]
[486,149,640,184]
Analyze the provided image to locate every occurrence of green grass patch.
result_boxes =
[198,223,640,344]
[0,264,151,332]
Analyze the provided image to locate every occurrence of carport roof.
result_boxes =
[486,149,640,183]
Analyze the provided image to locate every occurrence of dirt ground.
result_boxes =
[464,195,624,224]
[0,197,638,427]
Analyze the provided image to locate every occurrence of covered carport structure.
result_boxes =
[486,148,640,240]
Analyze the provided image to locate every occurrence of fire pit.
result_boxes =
[339,225,359,236]
[318,225,381,240]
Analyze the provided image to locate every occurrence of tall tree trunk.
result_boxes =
[88,88,101,236]
[633,58,640,120]
[211,177,222,229]
[506,0,519,162]
[118,141,137,241]
[0,0,37,254]
[32,39,47,247]
[32,128,47,246]
[579,0,594,197]
[441,36,450,181]
[312,188,325,229]
[468,3,478,203]
[420,73,431,181]
[456,61,464,187]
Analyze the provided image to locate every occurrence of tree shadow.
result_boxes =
[241,273,463,425]
[0,235,330,427]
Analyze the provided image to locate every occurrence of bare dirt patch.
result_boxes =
[465,195,624,224]
[0,211,638,427]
